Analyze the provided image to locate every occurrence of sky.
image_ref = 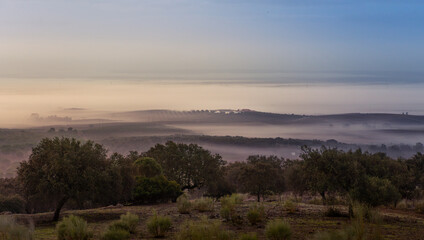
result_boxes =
[0,0,424,126]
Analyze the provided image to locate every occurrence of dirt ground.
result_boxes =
[11,200,424,240]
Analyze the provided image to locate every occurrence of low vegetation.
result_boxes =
[102,228,130,240]
[0,215,33,240]
[0,137,422,239]
[176,193,192,214]
[247,204,265,225]
[146,214,172,238]
[238,233,258,240]
[265,219,292,240]
[193,197,215,212]
[176,217,234,240]
[56,215,92,240]
[0,194,25,213]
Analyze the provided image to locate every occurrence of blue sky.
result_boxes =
[0,0,423,83]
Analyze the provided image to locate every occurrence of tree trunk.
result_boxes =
[257,193,260,202]
[53,196,69,222]
[320,191,326,205]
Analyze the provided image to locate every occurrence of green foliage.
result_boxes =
[295,147,414,207]
[238,233,258,240]
[146,214,172,238]
[101,228,130,240]
[145,141,226,190]
[176,217,234,240]
[315,203,383,240]
[0,195,25,213]
[0,215,33,240]
[17,137,110,221]
[108,212,139,234]
[230,156,285,202]
[134,157,162,178]
[247,204,265,225]
[282,200,297,214]
[219,194,243,224]
[415,201,424,214]
[133,175,182,203]
[350,176,401,207]
[351,203,382,224]
[56,215,92,240]
[265,219,292,240]
[193,197,215,212]
[176,194,192,214]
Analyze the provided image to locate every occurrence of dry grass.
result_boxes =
[11,199,422,240]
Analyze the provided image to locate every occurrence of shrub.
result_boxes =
[352,202,382,224]
[176,217,234,240]
[133,175,182,203]
[313,228,355,240]
[56,215,92,240]
[194,197,214,212]
[265,219,292,240]
[238,233,258,240]
[0,215,33,240]
[177,194,192,214]
[102,228,130,240]
[247,204,265,225]
[282,200,297,214]
[220,194,243,206]
[219,195,242,225]
[350,177,401,207]
[415,201,424,214]
[220,204,233,221]
[117,212,139,233]
[146,214,172,238]
[0,195,26,213]
[219,194,244,222]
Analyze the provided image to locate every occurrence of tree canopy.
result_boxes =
[144,141,226,190]
[17,138,110,221]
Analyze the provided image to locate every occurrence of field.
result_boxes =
[12,197,424,240]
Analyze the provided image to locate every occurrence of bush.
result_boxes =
[107,212,139,235]
[282,200,297,214]
[133,175,182,203]
[102,228,130,240]
[219,195,243,225]
[176,217,234,240]
[352,203,382,224]
[117,212,139,233]
[265,219,292,240]
[238,233,258,240]
[0,195,26,213]
[350,177,401,207]
[177,194,192,214]
[313,228,356,240]
[314,203,383,240]
[247,204,265,225]
[146,214,172,238]
[0,215,33,240]
[194,197,215,212]
[415,201,424,214]
[57,215,92,240]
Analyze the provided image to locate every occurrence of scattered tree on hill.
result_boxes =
[230,155,285,202]
[144,141,226,190]
[17,137,110,221]
[132,157,182,203]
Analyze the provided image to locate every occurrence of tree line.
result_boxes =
[0,137,423,221]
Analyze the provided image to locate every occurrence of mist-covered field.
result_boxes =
[1,109,424,178]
